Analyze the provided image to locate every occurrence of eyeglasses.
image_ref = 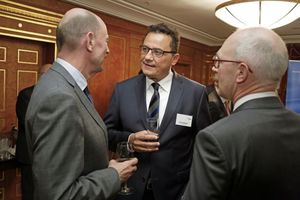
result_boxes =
[212,55,253,73]
[140,45,176,58]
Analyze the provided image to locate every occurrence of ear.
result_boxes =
[236,63,249,83]
[171,53,180,66]
[86,32,94,52]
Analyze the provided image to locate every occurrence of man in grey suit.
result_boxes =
[25,8,137,200]
[104,23,211,200]
[16,63,51,200]
[182,27,300,200]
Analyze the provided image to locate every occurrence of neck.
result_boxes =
[58,52,90,80]
[233,82,277,103]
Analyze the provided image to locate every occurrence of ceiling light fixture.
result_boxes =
[215,0,300,29]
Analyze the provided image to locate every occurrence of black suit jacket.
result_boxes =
[183,97,300,200]
[105,72,212,200]
[16,85,35,200]
[206,85,228,123]
[16,85,34,164]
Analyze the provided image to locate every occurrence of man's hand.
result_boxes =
[109,158,138,183]
[128,130,160,152]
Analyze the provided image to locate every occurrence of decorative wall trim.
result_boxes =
[16,70,37,95]
[0,69,5,112]
[0,47,6,62]
[17,49,38,65]
[0,0,62,24]
[0,0,61,43]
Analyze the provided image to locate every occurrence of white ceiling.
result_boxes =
[64,0,300,46]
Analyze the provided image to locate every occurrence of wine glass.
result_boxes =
[116,141,135,195]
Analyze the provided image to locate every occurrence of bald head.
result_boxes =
[56,8,105,51]
[224,27,288,85]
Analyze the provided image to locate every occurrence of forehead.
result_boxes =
[143,32,172,49]
[218,36,236,57]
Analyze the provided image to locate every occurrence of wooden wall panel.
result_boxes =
[0,69,5,112]
[16,70,37,93]
[89,34,127,117]
[0,47,6,62]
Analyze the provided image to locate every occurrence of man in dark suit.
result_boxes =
[16,63,51,200]
[25,8,137,200]
[104,23,211,200]
[206,84,228,122]
[182,27,300,200]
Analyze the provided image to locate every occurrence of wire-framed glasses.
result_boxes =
[140,45,176,58]
[212,55,253,73]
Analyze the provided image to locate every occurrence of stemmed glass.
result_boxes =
[116,141,135,195]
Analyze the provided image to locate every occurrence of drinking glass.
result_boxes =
[146,117,159,142]
[146,117,159,134]
[116,141,134,195]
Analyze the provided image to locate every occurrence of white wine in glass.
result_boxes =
[116,141,135,195]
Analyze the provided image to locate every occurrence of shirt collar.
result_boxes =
[56,58,87,91]
[233,92,277,111]
[146,70,173,92]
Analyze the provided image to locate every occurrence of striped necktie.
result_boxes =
[148,82,160,119]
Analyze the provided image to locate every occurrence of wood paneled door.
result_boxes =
[0,35,54,200]
[0,35,54,132]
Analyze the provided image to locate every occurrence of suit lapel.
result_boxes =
[159,73,183,134]
[135,75,148,129]
[52,63,107,139]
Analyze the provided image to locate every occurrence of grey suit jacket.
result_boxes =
[183,97,300,200]
[104,72,212,200]
[25,62,120,200]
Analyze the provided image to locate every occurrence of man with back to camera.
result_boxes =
[104,23,212,200]
[25,8,138,200]
[182,27,300,200]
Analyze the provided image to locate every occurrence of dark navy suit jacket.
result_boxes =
[105,72,212,200]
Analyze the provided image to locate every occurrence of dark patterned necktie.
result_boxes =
[83,87,93,104]
[148,82,160,119]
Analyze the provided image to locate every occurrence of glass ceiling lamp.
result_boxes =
[215,0,300,29]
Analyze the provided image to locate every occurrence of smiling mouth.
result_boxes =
[143,62,155,68]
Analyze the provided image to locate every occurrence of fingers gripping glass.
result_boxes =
[212,55,253,73]
[140,45,176,58]
[116,142,135,195]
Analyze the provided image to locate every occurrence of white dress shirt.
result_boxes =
[146,70,173,126]
[56,58,87,91]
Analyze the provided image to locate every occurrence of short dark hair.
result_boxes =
[147,23,180,52]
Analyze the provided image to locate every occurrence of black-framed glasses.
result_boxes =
[212,55,253,73]
[140,45,176,58]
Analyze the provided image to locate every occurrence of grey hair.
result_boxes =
[234,27,288,85]
[56,10,101,51]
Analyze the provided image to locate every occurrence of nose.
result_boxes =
[144,49,153,60]
[106,46,110,55]
[212,65,218,72]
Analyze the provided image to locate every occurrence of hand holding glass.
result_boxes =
[116,141,135,195]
